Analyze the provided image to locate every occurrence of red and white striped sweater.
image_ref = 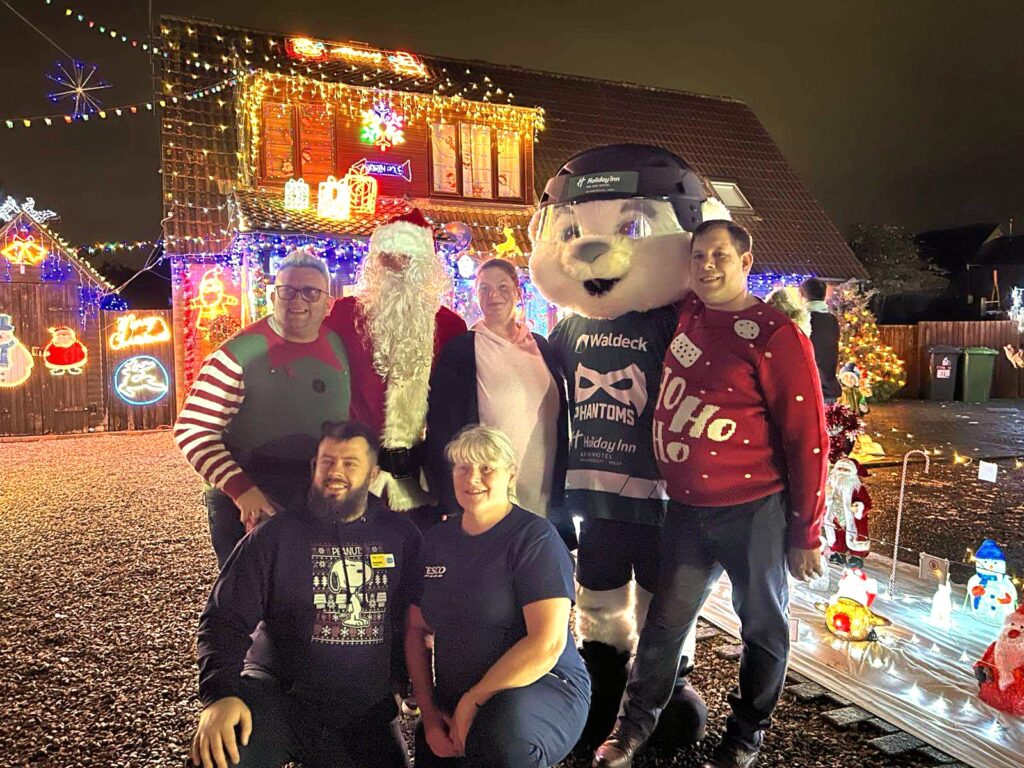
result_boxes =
[174,318,351,502]
[174,348,251,499]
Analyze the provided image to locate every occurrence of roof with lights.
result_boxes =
[159,16,864,279]
[0,202,116,291]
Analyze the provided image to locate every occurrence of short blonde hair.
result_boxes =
[445,425,519,501]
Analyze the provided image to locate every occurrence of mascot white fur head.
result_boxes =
[528,144,730,319]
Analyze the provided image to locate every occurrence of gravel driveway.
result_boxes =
[1,432,947,767]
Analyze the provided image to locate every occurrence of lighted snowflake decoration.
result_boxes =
[47,60,111,118]
[360,101,405,151]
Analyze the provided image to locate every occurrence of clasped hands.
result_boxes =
[421,688,485,758]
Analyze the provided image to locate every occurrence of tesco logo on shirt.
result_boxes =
[424,565,447,578]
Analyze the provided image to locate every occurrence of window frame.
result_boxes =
[708,179,754,213]
[427,120,527,203]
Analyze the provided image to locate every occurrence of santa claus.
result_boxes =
[975,606,1024,716]
[325,209,466,524]
[824,456,872,566]
[43,326,89,375]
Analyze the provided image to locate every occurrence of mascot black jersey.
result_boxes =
[549,305,678,526]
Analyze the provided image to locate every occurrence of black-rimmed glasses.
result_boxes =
[274,285,328,303]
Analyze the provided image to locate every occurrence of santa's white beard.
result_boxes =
[995,634,1024,690]
[358,258,448,382]
[362,281,437,381]
[830,472,861,496]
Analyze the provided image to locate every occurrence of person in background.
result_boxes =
[407,426,590,768]
[426,258,569,534]
[174,248,350,567]
[594,221,828,768]
[799,277,841,404]
[190,421,420,768]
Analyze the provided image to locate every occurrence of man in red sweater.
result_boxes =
[594,221,828,768]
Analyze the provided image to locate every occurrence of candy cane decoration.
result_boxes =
[889,449,930,597]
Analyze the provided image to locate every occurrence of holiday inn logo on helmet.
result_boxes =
[568,172,640,197]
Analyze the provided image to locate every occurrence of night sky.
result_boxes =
[1,0,1022,269]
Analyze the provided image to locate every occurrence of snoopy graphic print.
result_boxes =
[311,542,391,645]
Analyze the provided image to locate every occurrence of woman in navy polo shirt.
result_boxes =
[406,425,590,767]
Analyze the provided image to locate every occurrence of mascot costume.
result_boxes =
[529,144,727,746]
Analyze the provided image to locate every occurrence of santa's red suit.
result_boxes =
[975,607,1024,716]
[44,328,88,373]
[325,210,467,515]
[327,296,465,438]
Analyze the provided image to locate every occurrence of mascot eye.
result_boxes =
[560,225,581,242]
[618,218,652,239]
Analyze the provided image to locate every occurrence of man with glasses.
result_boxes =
[175,247,351,567]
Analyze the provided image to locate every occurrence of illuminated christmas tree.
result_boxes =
[829,280,906,401]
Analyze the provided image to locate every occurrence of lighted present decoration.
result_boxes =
[317,176,351,220]
[344,166,378,215]
[284,178,310,211]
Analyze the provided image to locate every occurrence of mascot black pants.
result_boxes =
[576,517,661,593]
[619,492,790,751]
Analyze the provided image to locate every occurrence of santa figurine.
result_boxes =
[824,456,872,567]
[975,605,1024,716]
[43,325,88,375]
[967,539,1018,624]
[325,209,466,526]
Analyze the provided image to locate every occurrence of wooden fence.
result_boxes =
[878,321,1024,399]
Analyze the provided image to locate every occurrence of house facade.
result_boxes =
[159,17,865,404]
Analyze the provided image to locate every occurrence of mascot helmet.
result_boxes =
[538,144,709,232]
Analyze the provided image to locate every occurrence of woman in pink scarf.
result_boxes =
[426,259,570,541]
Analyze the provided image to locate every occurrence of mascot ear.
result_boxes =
[527,208,543,248]
[700,197,732,223]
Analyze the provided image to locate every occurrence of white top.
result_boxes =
[473,320,560,518]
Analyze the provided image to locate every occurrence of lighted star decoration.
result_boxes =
[360,101,405,152]
[46,60,111,118]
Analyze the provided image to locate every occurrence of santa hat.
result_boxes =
[369,208,436,259]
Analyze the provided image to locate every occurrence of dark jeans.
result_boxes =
[414,672,589,768]
[204,476,308,568]
[205,487,245,569]
[226,675,408,768]
[619,493,790,751]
